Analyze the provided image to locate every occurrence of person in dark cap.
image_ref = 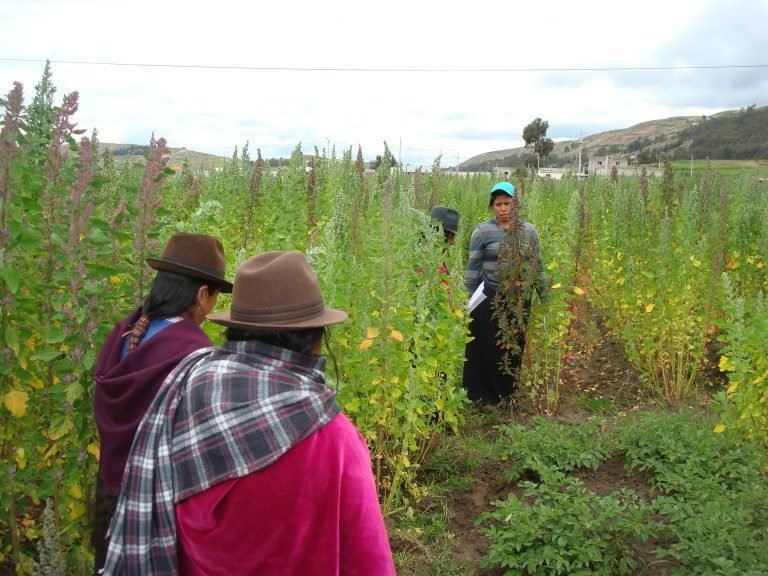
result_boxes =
[463,182,548,407]
[430,205,460,245]
[422,205,460,282]
[92,232,232,575]
[102,250,395,576]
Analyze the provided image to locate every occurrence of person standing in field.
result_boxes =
[92,232,232,575]
[430,205,460,275]
[417,205,460,281]
[430,205,459,247]
[102,250,396,576]
[463,182,548,406]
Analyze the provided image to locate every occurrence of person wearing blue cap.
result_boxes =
[463,181,548,407]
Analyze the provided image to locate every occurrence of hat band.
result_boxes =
[158,257,226,279]
[230,297,325,324]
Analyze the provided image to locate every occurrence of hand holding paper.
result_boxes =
[467,281,486,313]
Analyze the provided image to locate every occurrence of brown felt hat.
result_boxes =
[146,232,233,293]
[208,250,348,330]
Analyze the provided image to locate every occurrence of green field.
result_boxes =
[669,158,768,178]
[2,79,768,574]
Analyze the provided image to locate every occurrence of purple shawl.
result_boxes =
[93,307,212,491]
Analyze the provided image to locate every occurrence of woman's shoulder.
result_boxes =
[521,221,540,235]
[473,219,500,234]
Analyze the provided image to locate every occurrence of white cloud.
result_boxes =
[1,0,766,166]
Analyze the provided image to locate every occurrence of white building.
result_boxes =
[588,155,663,177]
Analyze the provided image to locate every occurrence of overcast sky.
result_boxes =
[1,0,767,167]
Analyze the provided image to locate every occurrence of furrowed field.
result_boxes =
[2,80,767,575]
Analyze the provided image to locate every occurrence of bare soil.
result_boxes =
[417,307,724,575]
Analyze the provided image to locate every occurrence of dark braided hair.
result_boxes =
[123,270,222,351]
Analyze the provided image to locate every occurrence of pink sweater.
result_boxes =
[175,413,396,575]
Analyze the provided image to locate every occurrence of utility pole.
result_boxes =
[578,130,583,175]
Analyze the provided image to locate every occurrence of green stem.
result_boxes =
[6,447,21,571]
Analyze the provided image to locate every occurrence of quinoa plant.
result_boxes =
[0,70,170,573]
[169,156,203,222]
[242,148,263,249]
[660,153,675,210]
[307,156,318,247]
[429,154,442,208]
[588,172,714,401]
[375,141,395,189]
[332,170,469,516]
[320,149,358,269]
[132,134,171,299]
[270,142,310,250]
[351,146,365,252]
[29,500,66,576]
[715,274,768,445]
[1,85,95,573]
[515,181,579,415]
[493,190,537,380]
[26,62,57,151]
[0,80,27,573]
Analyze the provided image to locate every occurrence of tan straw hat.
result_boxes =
[146,232,233,293]
[208,251,348,330]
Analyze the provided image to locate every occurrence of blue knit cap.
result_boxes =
[491,182,515,197]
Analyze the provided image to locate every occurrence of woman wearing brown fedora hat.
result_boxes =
[91,232,232,575]
[102,251,395,576]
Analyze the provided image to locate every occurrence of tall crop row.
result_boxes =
[583,165,767,430]
[0,76,173,573]
[2,74,767,573]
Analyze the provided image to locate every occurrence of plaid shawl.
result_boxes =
[101,340,340,575]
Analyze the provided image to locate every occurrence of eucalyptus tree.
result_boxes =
[522,117,555,169]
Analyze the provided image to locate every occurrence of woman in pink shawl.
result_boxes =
[102,251,395,576]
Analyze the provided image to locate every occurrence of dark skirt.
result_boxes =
[91,475,119,576]
[462,284,526,405]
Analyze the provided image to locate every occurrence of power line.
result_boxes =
[2,57,767,73]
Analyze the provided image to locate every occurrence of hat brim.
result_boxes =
[146,258,234,293]
[207,308,348,330]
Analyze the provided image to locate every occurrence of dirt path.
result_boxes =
[439,308,677,575]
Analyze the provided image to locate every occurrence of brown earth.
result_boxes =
[414,306,724,575]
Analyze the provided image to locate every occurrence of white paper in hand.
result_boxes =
[467,281,486,313]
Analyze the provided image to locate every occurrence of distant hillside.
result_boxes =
[100,143,225,171]
[460,105,768,172]
[99,145,385,171]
